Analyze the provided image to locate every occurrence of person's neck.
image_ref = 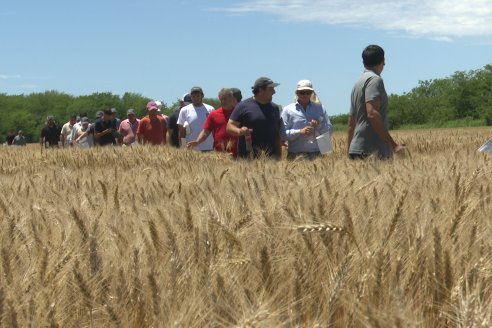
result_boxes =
[298,100,310,110]
[253,95,269,105]
[193,102,203,107]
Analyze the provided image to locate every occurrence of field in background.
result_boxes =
[0,128,491,327]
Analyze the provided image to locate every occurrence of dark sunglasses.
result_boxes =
[298,90,313,95]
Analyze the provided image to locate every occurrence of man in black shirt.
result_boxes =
[227,77,285,159]
[40,116,62,148]
[167,93,191,148]
[94,109,117,146]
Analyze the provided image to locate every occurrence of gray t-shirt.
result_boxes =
[349,69,390,158]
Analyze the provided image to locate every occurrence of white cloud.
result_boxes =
[0,74,21,80]
[217,0,492,40]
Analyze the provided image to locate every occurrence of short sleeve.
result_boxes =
[365,76,383,102]
[177,108,186,126]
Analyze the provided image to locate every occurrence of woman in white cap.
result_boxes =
[281,80,333,159]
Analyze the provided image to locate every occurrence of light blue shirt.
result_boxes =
[281,101,333,153]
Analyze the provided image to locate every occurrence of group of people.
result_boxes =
[35,44,403,160]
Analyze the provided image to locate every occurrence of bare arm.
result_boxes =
[226,119,251,137]
[365,99,397,149]
[187,129,211,148]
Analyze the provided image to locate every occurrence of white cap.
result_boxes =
[296,80,314,91]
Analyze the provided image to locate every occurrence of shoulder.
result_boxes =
[282,103,297,113]
[203,103,215,111]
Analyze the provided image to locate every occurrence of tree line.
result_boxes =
[331,64,492,129]
[1,64,491,142]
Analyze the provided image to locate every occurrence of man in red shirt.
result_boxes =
[137,101,168,145]
[187,88,241,157]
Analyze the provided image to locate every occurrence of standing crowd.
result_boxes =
[18,45,405,160]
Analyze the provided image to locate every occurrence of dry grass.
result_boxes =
[0,127,491,327]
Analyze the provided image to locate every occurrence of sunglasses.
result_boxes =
[298,90,313,95]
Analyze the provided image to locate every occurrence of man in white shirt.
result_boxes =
[60,114,77,147]
[177,86,214,151]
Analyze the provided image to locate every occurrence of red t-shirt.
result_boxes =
[137,115,168,145]
[203,107,237,156]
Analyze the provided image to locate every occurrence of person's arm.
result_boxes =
[60,130,66,147]
[347,115,356,154]
[366,99,405,154]
[162,117,168,145]
[187,129,211,148]
[226,119,251,137]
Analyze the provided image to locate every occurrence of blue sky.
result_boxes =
[1,0,491,116]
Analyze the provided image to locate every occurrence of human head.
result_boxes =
[362,45,385,68]
[81,117,89,127]
[18,130,23,135]
[181,93,192,108]
[47,115,55,126]
[127,108,137,122]
[230,88,242,103]
[295,80,315,105]
[69,114,77,125]
[252,77,279,95]
[190,86,204,106]
[95,111,103,119]
[103,108,113,121]
[218,88,235,110]
[146,101,160,117]
[110,108,118,118]
[252,77,279,103]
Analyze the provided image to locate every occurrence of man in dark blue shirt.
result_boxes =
[94,109,117,146]
[227,77,285,159]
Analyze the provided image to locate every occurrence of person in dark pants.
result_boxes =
[40,116,62,148]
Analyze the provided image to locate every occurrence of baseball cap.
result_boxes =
[103,108,112,115]
[95,111,103,118]
[81,117,89,123]
[146,101,160,111]
[252,77,279,90]
[230,88,243,102]
[182,93,192,104]
[190,86,203,94]
[110,108,117,113]
[127,108,136,115]
[296,80,314,91]
[47,115,55,121]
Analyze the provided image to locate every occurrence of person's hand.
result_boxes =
[394,144,406,156]
[301,126,314,135]
[187,140,199,148]
[309,119,320,128]
[105,128,113,134]
[238,127,253,136]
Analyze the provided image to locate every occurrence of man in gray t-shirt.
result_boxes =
[348,45,405,159]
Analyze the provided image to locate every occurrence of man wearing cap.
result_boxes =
[40,116,62,148]
[281,80,333,159]
[73,117,93,148]
[167,93,191,148]
[60,114,77,147]
[12,130,27,146]
[177,87,214,151]
[94,108,118,146]
[187,88,241,156]
[118,109,140,146]
[137,101,168,145]
[348,45,405,159]
[227,77,285,159]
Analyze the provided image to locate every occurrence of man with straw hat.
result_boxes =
[281,80,333,159]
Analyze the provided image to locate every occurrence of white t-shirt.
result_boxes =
[177,103,214,151]
[61,122,74,146]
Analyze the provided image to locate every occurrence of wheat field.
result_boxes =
[0,128,491,327]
